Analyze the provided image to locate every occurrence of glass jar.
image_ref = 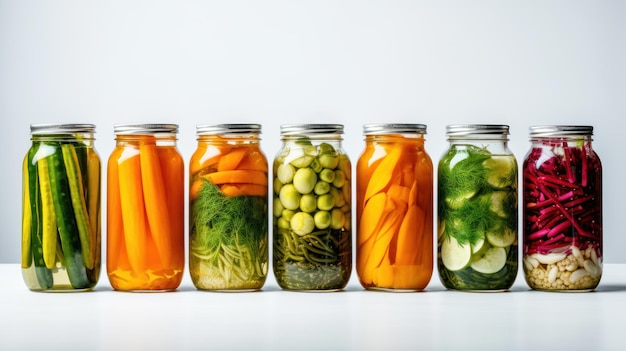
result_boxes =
[272,124,352,291]
[107,124,184,291]
[22,124,101,291]
[522,125,602,291]
[189,124,269,291]
[356,124,433,291]
[437,124,518,291]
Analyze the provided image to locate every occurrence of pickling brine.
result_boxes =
[523,125,602,291]
[107,124,184,291]
[356,124,433,291]
[437,125,518,291]
[189,124,269,291]
[272,124,352,291]
[22,124,101,291]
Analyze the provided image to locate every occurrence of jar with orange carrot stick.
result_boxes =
[107,124,185,291]
[273,124,352,291]
[437,124,518,291]
[189,124,269,291]
[356,124,433,291]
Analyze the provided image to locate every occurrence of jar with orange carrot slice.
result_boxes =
[356,124,433,291]
[106,124,185,291]
[189,124,269,291]
[438,125,518,291]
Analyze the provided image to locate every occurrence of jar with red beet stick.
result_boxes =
[523,125,602,291]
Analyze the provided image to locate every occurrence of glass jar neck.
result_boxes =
[364,133,425,145]
[32,133,95,145]
[197,133,261,146]
[115,134,177,146]
[531,135,592,147]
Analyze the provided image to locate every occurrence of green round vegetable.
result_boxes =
[314,181,330,195]
[332,170,346,188]
[291,212,315,235]
[293,168,317,194]
[277,163,295,184]
[281,209,295,221]
[300,194,317,213]
[319,168,335,183]
[314,211,331,229]
[273,197,284,217]
[279,184,301,210]
[317,193,335,211]
[330,209,344,229]
[318,154,338,169]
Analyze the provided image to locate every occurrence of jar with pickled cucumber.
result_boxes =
[356,124,433,291]
[22,124,101,292]
[523,126,602,291]
[107,124,185,291]
[272,124,352,291]
[437,124,518,291]
[189,124,268,291]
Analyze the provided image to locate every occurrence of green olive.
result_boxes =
[318,154,339,169]
[300,194,317,213]
[317,193,335,211]
[314,211,331,230]
[277,217,291,230]
[281,209,296,221]
[314,181,330,195]
[332,170,346,188]
[319,168,335,183]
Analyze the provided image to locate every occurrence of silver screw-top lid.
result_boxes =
[280,124,344,136]
[446,124,510,140]
[529,125,593,137]
[114,124,178,134]
[196,124,261,135]
[363,123,427,135]
[30,123,96,134]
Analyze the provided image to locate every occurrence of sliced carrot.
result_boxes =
[362,206,403,278]
[357,192,387,247]
[190,145,226,175]
[395,204,426,265]
[205,170,268,186]
[363,146,402,201]
[189,179,206,202]
[140,143,172,268]
[387,184,410,205]
[117,149,148,273]
[217,148,247,171]
[220,183,267,197]
[374,257,395,288]
[237,150,268,172]
[106,148,124,273]
[158,147,185,268]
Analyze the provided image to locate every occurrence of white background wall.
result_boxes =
[1,0,624,263]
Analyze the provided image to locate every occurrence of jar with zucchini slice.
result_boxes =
[107,124,184,291]
[22,124,101,291]
[189,124,268,291]
[272,124,352,291]
[437,124,518,291]
[523,125,602,291]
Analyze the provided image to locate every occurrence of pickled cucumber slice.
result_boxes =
[486,228,516,248]
[470,247,507,274]
[441,236,472,271]
[483,156,516,188]
[488,191,509,218]
[445,190,476,210]
[290,155,315,168]
[471,236,486,255]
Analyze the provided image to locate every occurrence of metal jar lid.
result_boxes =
[363,123,427,135]
[529,125,593,138]
[30,123,96,134]
[196,124,261,135]
[114,124,179,134]
[446,124,510,140]
[280,124,344,136]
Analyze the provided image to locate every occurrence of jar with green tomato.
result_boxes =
[272,124,352,291]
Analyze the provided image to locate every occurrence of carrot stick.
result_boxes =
[217,148,248,171]
[395,204,425,265]
[106,148,124,273]
[237,151,268,172]
[362,205,403,278]
[117,150,148,273]
[220,183,267,197]
[204,170,268,186]
[387,184,410,205]
[357,192,387,247]
[140,143,172,268]
[158,147,184,268]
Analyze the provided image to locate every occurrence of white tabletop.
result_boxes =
[1,263,625,350]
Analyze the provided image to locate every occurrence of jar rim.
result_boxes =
[280,124,344,135]
[196,124,261,135]
[114,124,178,134]
[363,123,427,135]
[529,125,593,137]
[30,123,96,134]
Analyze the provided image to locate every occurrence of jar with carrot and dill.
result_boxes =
[107,124,185,291]
[22,124,101,291]
[273,124,352,291]
[437,124,518,291]
[189,124,269,291]
[523,125,602,291]
[356,124,433,291]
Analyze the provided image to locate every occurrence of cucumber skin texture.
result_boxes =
[26,144,53,289]
[47,144,91,289]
